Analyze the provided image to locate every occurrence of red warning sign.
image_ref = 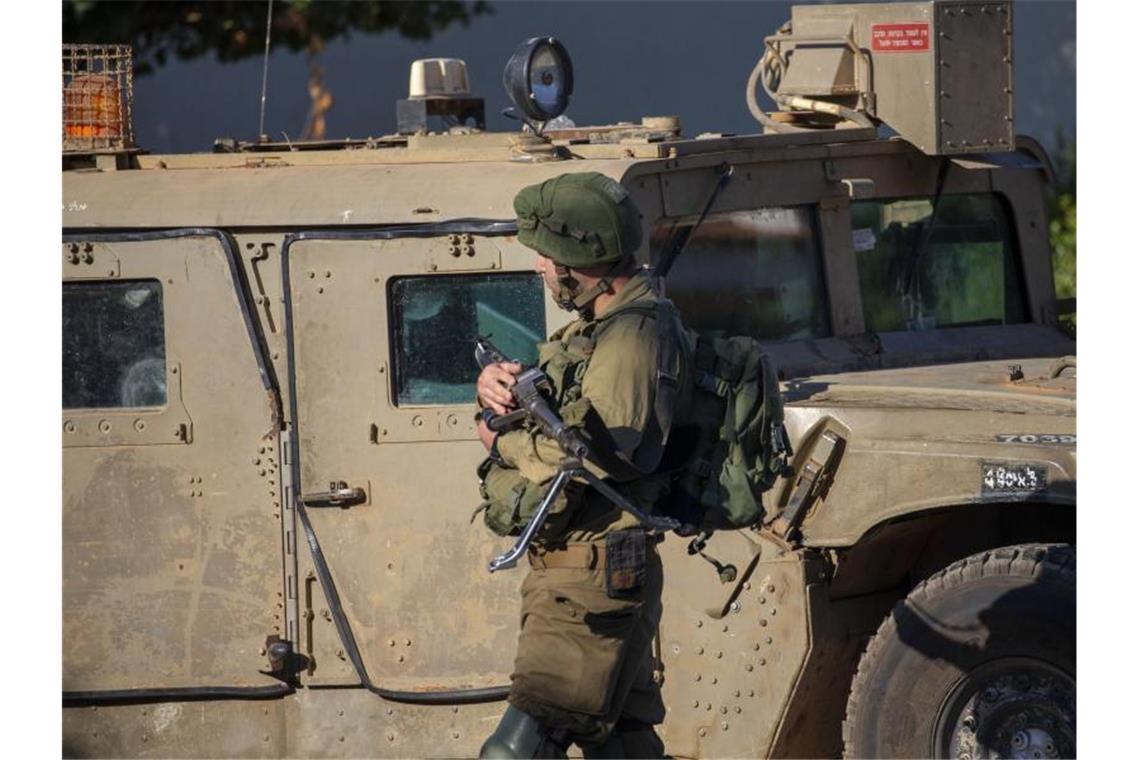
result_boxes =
[871,23,931,52]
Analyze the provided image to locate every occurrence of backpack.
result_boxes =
[572,299,794,537]
[661,330,793,536]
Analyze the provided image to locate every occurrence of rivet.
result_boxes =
[697,647,704,655]
[699,729,707,737]
[64,421,76,434]
[429,263,438,271]
[317,287,324,294]
[720,706,727,715]
[336,649,346,660]
[693,700,700,708]
[695,673,702,682]
[398,654,405,662]
[338,709,344,717]
[759,658,767,666]
[386,708,394,716]
[753,643,761,651]
[759,619,767,627]
[705,703,712,711]
[696,620,703,628]
[749,689,755,697]
[453,731,460,739]
[405,638,412,646]
[453,707,459,714]
[388,639,396,647]
[448,245,460,257]
[338,736,344,743]
[746,664,754,672]
[308,272,315,279]
[253,457,261,465]
[735,706,742,714]
[171,366,178,374]
[259,469,267,476]
[766,636,773,644]
[721,722,729,731]
[264,735,270,743]
[98,420,111,434]
[722,624,728,632]
[730,602,741,613]
[325,271,332,278]
[711,677,718,685]
[716,651,723,659]
[743,582,750,591]
[770,608,777,616]
[108,269,116,276]
[767,585,775,593]
[412,416,424,428]
[387,733,395,742]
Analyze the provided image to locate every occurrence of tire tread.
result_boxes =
[841,542,1074,758]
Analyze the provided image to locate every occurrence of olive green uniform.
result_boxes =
[480,270,688,751]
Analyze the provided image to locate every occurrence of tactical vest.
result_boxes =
[478,296,689,538]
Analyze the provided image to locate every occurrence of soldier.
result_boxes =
[475,172,691,759]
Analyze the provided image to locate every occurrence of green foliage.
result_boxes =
[1048,131,1076,335]
[63,0,492,75]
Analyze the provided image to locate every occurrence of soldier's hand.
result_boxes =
[477,362,521,415]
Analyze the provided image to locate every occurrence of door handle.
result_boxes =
[301,481,367,508]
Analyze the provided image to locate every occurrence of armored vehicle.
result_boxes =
[63,2,1074,757]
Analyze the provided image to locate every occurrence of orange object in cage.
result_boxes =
[64,74,122,139]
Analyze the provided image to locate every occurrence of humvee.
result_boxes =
[62,2,1075,757]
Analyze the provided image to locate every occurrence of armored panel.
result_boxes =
[783,1,1014,155]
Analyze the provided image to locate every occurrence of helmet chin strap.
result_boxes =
[554,261,622,318]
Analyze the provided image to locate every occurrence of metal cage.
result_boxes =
[63,44,135,153]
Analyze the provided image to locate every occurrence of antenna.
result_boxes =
[257,0,275,141]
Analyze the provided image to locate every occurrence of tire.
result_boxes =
[843,543,1075,759]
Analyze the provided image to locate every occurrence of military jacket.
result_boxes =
[483,269,690,545]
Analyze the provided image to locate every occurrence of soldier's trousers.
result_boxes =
[507,539,665,754]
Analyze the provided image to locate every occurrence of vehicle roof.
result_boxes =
[61,128,1049,229]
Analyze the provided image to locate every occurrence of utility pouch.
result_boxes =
[604,530,646,599]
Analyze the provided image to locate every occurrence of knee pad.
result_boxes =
[479,705,569,759]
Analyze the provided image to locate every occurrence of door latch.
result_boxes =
[300,481,366,508]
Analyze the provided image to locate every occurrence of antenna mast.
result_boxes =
[258,0,275,141]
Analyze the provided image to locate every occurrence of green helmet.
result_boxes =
[513,172,643,268]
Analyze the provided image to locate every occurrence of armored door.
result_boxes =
[62,231,286,699]
[283,224,563,693]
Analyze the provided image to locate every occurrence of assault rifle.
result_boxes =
[474,336,679,572]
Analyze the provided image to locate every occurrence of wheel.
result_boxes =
[843,543,1075,759]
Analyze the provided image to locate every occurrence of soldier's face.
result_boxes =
[534,253,560,294]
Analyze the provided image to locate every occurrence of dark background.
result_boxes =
[73,0,1074,156]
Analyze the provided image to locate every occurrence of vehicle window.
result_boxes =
[63,279,167,409]
[851,193,1028,331]
[389,273,545,405]
[651,207,831,342]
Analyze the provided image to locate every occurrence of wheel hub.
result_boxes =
[935,658,1075,759]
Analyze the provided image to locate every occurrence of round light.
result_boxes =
[503,37,574,123]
